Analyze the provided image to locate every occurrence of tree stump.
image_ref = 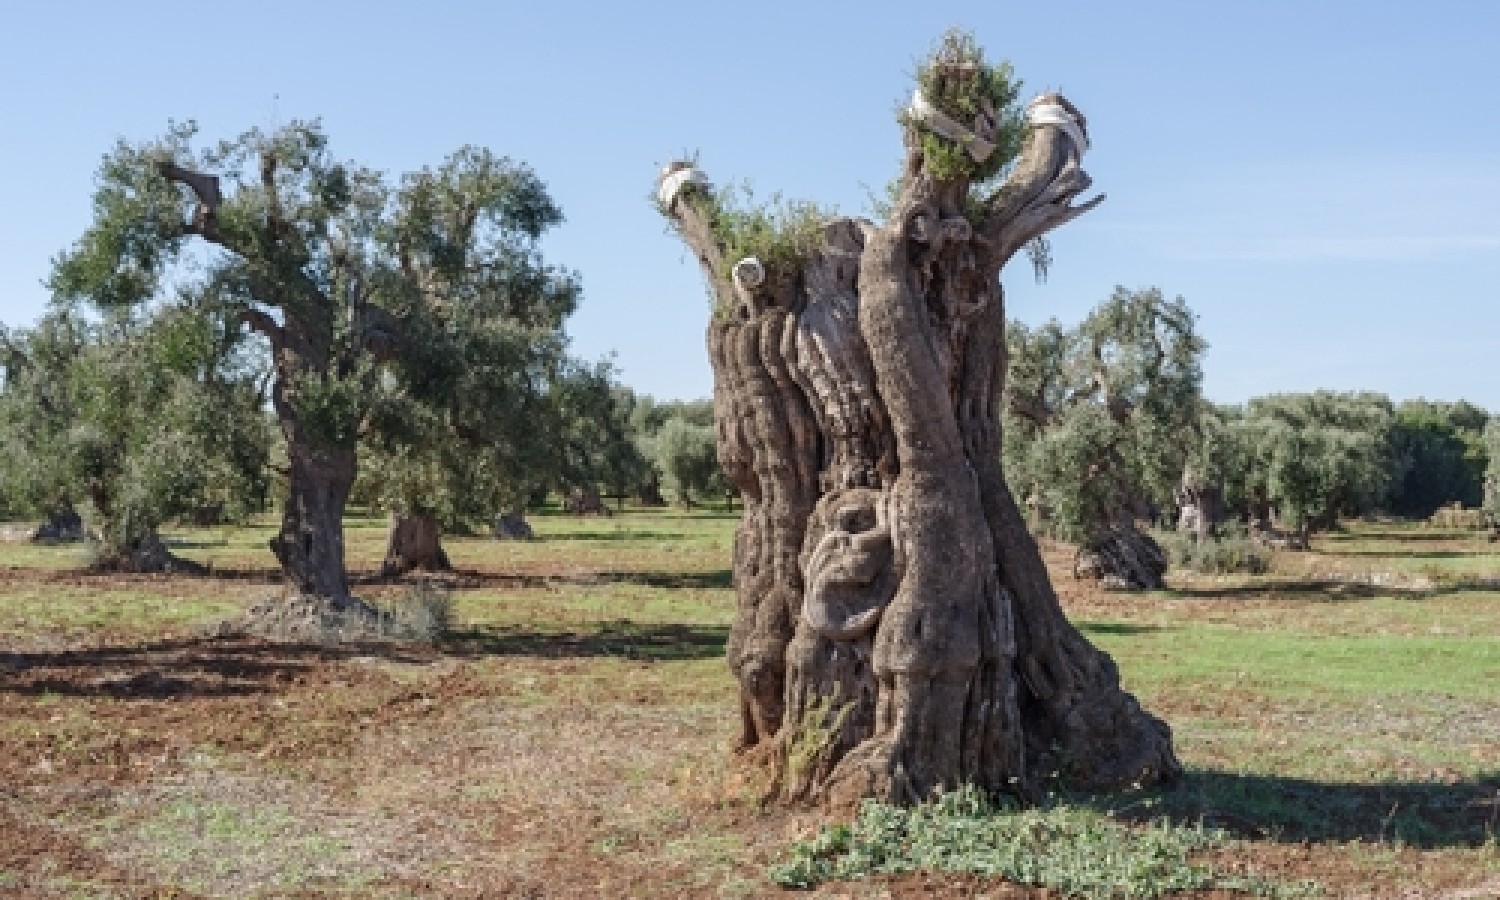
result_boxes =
[658,36,1178,807]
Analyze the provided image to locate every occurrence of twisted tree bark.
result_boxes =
[660,51,1178,807]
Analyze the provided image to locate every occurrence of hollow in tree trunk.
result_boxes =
[659,52,1178,807]
[382,512,452,576]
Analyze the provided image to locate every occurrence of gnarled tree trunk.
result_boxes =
[1074,523,1168,591]
[1176,480,1224,543]
[90,530,206,575]
[269,438,358,602]
[381,512,452,575]
[493,509,535,541]
[31,506,85,543]
[660,76,1178,806]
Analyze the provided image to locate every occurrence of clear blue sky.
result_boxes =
[2,1,1496,407]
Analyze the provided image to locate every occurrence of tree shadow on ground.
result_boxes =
[0,636,435,699]
[1075,622,1170,636]
[1071,768,1500,849]
[0,620,729,700]
[1319,548,1493,559]
[439,622,728,661]
[535,530,689,542]
[1165,579,1500,601]
[591,569,734,590]
[351,567,734,591]
[1320,530,1485,543]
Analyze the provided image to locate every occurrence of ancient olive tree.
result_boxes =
[361,358,637,574]
[657,33,1179,807]
[1004,287,1206,589]
[51,124,576,608]
[0,302,269,570]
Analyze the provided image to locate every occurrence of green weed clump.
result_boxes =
[688,183,832,286]
[769,786,1319,897]
[904,29,1027,183]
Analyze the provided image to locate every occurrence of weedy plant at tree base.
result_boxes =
[769,786,1322,897]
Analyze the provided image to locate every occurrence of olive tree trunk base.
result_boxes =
[1074,527,1168,591]
[381,513,452,576]
[222,589,385,644]
[90,532,207,575]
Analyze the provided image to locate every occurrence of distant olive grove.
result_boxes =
[0,120,1490,599]
[2,282,1491,584]
[1002,287,1493,585]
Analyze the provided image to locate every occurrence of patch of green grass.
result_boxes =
[1085,620,1499,702]
[770,786,1320,897]
[0,586,245,641]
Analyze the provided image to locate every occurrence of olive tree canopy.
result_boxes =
[51,123,578,608]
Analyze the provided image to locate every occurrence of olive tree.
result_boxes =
[51,124,575,611]
[652,415,720,507]
[0,301,268,570]
[657,32,1178,807]
[1388,399,1488,517]
[1004,287,1206,589]
[1235,391,1395,538]
[1480,417,1499,529]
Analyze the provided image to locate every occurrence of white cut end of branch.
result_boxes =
[657,166,709,208]
[1026,98,1090,155]
[907,90,996,163]
[731,256,765,291]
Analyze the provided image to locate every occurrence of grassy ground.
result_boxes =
[0,511,1496,897]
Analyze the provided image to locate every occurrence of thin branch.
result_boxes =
[239,308,284,350]
[654,163,733,305]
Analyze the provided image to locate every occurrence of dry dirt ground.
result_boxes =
[0,514,1496,898]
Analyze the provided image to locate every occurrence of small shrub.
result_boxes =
[769,786,1318,897]
[1159,526,1270,575]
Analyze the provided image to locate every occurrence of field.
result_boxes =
[1,512,1496,898]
